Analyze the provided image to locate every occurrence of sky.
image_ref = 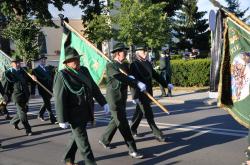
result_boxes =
[49,0,250,19]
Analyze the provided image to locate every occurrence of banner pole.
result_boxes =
[25,71,53,96]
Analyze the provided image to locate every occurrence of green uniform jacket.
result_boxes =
[106,61,138,109]
[130,59,168,103]
[32,65,55,97]
[1,67,31,103]
[54,66,107,124]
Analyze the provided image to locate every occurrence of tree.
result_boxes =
[0,0,80,62]
[2,18,41,63]
[152,0,183,17]
[0,0,79,26]
[173,0,209,51]
[111,0,170,49]
[224,0,249,22]
[79,0,113,46]
[80,0,106,24]
[84,14,113,45]
[0,12,10,54]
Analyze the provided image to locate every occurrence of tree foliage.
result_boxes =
[79,0,106,23]
[224,0,249,22]
[173,0,209,51]
[0,0,80,62]
[85,14,113,44]
[83,0,183,47]
[111,0,170,49]
[0,12,10,53]
[152,0,183,17]
[0,0,79,26]
[79,0,113,44]
[2,18,41,62]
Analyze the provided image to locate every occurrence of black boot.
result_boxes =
[50,114,58,124]
[167,88,172,97]
[5,114,12,120]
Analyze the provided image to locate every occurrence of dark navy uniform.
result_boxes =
[32,64,57,123]
[130,59,168,141]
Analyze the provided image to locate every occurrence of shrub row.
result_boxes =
[170,59,210,87]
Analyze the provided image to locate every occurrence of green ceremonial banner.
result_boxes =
[59,31,107,85]
[0,50,11,79]
[218,17,250,128]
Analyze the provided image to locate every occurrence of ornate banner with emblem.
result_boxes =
[59,27,107,85]
[218,17,250,128]
[0,49,11,79]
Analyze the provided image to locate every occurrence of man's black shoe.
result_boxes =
[129,151,143,159]
[167,93,172,97]
[132,132,144,138]
[12,124,20,130]
[244,149,250,158]
[5,115,12,120]
[98,140,110,149]
[37,116,45,122]
[51,121,59,124]
[26,131,33,136]
[155,136,166,142]
[51,119,58,124]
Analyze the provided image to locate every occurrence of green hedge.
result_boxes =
[170,54,183,60]
[170,59,210,87]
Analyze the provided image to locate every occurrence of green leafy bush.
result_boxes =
[170,59,210,87]
[170,54,183,60]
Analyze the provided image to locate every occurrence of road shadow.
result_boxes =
[0,127,70,152]
[96,114,246,164]
[127,115,246,165]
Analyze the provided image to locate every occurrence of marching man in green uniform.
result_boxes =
[32,54,57,124]
[99,43,146,159]
[130,45,168,142]
[54,47,109,165]
[2,56,34,136]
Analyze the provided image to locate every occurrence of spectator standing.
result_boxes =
[159,49,173,97]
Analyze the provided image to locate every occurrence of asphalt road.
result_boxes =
[0,89,248,165]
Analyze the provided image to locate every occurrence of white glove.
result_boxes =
[59,122,69,129]
[128,75,135,79]
[154,66,160,70]
[132,99,140,105]
[137,81,146,92]
[168,84,174,90]
[103,104,110,114]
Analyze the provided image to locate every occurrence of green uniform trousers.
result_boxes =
[64,122,96,165]
[10,102,31,133]
[100,108,137,153]
[130,102,162,137]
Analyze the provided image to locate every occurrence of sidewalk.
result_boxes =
[99,87,217,105]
